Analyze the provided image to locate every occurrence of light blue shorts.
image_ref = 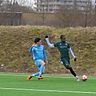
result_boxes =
[34,59,45,71]
[35,59,42,67]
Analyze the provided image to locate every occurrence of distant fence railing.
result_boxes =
[0,12,22,25]
[0,12,96,27]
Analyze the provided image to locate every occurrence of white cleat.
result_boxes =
[76,76,80,81]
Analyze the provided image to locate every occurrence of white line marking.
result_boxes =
[0,87,96,94]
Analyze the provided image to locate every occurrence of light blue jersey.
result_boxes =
[29,45,47,61]
[29,45,47,77]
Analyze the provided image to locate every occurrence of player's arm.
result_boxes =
[28,47,32,54]
[28,44,36,55]
[69,47,76,61]
[45,35,55,48]
[28,46,35,60]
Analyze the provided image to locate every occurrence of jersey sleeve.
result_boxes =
[67,43,70,48]
[28,46,35,54]
[28,47,32,53]
[54,42,58,47]
[45,38,54,48]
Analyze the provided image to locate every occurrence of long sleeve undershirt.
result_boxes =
[45,38,76,59]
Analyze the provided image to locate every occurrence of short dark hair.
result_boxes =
[60,35,65,39]
[34,38,41,43]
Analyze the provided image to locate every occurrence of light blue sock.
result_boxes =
[39,65,45,76]
[32,72,39,77]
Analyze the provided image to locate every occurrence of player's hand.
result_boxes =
[45,35,48,38]
[74,58,76,61]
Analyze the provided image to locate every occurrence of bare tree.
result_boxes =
[55,0,94,27]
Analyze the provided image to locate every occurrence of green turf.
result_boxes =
[0,73,96,96]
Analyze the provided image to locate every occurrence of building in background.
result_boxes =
[92,0,96,11]
[35,0,93,13]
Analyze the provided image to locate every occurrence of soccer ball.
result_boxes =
[82,75,88,81]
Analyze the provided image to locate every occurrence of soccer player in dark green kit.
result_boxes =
[45,35,80,81]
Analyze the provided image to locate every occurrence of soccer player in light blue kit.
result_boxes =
[27,38,48,80]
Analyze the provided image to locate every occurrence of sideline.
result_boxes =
[0,87,96,94]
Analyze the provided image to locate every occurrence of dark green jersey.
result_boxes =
[54,41,70,60]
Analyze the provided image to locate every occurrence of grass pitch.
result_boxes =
[0,72,96,96]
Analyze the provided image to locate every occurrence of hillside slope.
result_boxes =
[0,26,96,76]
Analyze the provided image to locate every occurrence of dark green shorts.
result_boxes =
[61,58,70,67]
